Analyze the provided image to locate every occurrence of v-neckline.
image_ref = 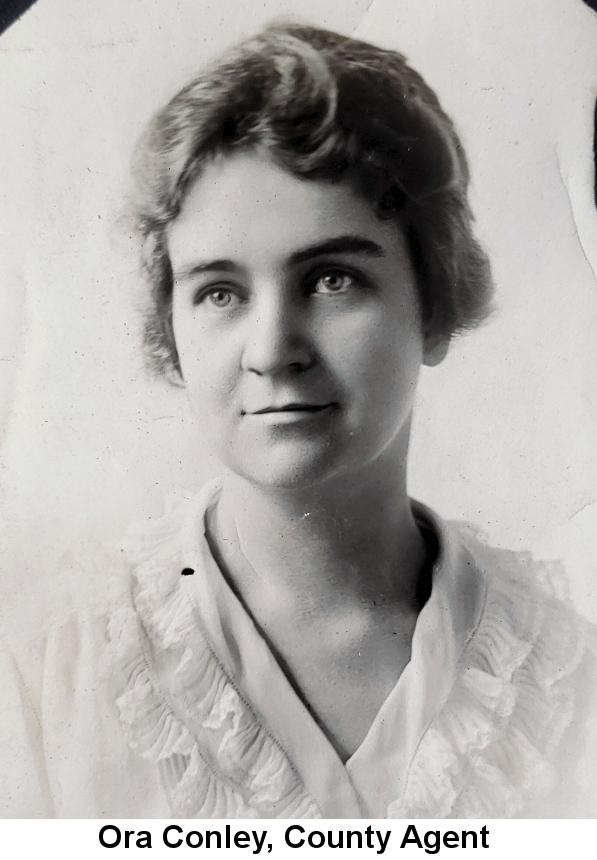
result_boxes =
[179,482,485,817]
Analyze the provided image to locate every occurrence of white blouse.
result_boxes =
[1,481,596,818]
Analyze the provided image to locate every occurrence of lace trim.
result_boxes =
[108,497,320,819]
[387,548,587,818]
[109,494,590,820]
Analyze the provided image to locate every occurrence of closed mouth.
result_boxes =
[250,403,335,415]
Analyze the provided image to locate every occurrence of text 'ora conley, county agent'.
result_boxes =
[98,823,490,853]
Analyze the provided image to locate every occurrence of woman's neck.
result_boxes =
[214,450,425,615]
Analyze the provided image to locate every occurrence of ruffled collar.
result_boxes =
[388,534,587,817]
[109,483,320,818]
[108,481,588,818]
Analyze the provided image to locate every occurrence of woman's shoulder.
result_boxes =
[1,486,214,694]
[448,519,594,647]
[0,528,173,817]
[392,510,596,818]
[433,519,597,817]
[0,538,133,752]
[450,519,596,702]
[1,541,126,660]
[451,519,581,601]
[0,486,209,651]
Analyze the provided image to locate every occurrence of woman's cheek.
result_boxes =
[191,344,240,412]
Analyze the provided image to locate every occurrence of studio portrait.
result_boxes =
[1,0,596,819]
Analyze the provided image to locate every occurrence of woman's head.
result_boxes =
[131,23,493,380]
[168,148,429,489]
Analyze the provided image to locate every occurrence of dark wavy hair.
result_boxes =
[131,23,493,378]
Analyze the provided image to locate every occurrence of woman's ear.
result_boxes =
[422,330,450,367]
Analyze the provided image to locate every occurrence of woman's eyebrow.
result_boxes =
[174,259,240,280]
[288,235,386,266]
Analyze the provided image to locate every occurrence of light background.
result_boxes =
[1,0,596,619]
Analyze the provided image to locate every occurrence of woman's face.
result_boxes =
[169,149,443,490]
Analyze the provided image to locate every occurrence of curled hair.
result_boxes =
[131,24,493,378]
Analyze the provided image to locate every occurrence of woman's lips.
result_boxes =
[245,403,337,423]
[252,404,332,414]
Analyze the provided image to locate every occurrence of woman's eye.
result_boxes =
[312,271,357,295]
[194,287,238,309]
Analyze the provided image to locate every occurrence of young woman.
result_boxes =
[1,23,595,819]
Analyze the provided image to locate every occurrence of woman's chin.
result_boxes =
[221,443,352,492]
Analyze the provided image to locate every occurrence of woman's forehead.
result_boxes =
[168,150,406,272]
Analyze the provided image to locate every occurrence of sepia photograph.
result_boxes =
[1,0,597,819]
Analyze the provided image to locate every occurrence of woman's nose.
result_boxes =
[240,292,314,377]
